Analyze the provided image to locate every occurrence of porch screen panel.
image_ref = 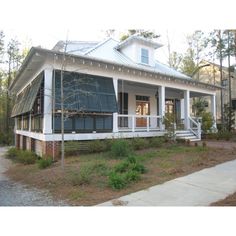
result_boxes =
[54,70,117,113]
[11,74,43,117]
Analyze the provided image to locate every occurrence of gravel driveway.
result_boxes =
[0,147,68,206]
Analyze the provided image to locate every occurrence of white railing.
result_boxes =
[117,114,162,132]
[189,116,201,139]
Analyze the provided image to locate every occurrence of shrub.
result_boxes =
[127,155,137,164]
[90,162,109,176]
[7,148,37,164]
[88,140,107,153]
[201,112,213,133]
[132,163,147,174]
[114,158,146,174]
[114,161,130,173]
[38,157,53,169]
[125,170,140,182]
[68,165,93,186]
[175,138,186,144]
[149,137,165,148]
[131,138,149,150]
[110,139,131,158]
[103,139,115,151]
[6,147,18,160]
[64,141,80,156]
[108,172,127,190]
[17,150,37,165]
[217,131,233,141]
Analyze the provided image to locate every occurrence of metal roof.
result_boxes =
[10,36,221,94]
[115,35,162,50]
[84,38,190,80]
[53,40,99,55]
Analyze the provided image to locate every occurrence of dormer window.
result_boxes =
[141,48,149,64]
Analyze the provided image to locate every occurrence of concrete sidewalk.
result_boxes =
[98,159,236,206]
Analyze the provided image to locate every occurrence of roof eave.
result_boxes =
[11,47,219,93]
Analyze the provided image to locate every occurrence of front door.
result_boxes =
[136,96,150,127]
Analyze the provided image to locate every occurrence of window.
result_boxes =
[141,48,149,64]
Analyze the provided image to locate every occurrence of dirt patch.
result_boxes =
[5,142,236,206]
[211,192,236,206]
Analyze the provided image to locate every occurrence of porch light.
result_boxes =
[155,90,158,99]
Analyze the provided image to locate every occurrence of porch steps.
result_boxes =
[175,130,201,142]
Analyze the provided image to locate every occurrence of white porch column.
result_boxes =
[112,78,118,133]
[211,94,217,129]
[43,68,53,134]
[158,86,165,130]
[184,90,190,129]
[29,114,32,132]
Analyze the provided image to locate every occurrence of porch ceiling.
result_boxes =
[190,91,212,98]
[118,81,213,99]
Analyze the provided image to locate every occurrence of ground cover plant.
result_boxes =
[5,138,236,205]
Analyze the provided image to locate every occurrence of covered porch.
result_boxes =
[112,79,217,141]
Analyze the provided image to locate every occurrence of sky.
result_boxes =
[1,0,235,65]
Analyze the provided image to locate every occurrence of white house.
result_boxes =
[10,35,218,157]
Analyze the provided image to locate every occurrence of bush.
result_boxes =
[110,139,131,158]
[38,156,53,169]
[175,138,186,144]
[149,137,165,148]
[114,161,130,173]
[125,170,140,182]
[17,150,37,165]
[132,163,147,174]
[201,112,213,133]
[217,131,233,141]
[7,148,37,165]
[108,172,127,190]
[6,147,18,160]
[68,165,93,186]
[88,140,107,153]
[90,162,109,176]
[109,156,146,189]
[131,138,149,150]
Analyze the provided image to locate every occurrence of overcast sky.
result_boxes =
[1,0,235,64]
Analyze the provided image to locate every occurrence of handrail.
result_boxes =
[189,116,201,139]
[118,114,161,118]
[189,116,198,126]
[117,114,162,132]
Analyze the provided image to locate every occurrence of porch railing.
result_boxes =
[117,114,162,132]
[189,116,201,139]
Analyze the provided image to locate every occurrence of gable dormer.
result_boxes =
[116,35,162,67]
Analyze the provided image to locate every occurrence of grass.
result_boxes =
[4,141,236,206]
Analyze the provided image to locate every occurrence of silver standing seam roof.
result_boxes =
[54,37,191,80]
